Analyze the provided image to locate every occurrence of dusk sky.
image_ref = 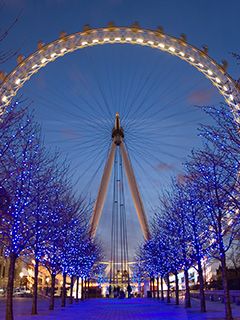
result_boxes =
[1,0,240,260]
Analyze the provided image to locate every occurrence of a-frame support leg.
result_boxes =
[89,142,116,237]
[120,142,150,240]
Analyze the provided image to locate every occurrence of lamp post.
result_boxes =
[19,272,24,288]
[46,277,50,296]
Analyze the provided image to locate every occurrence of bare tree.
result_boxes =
[59,194,90,307]
[186,147,240,320]
[172,179,210,312]
[226,240,240,276]
[0,3,19,66]
[41,181,68,311]
[29,151,67,315]
[160,191,193,308]
[0,108,43,320]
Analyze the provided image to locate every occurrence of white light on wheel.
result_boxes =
[169,47,175,52]
[41,58,47,64]
[207,69,213,76]
[15,79,21,85]
[2,96,7,102]
[136,38,144,43]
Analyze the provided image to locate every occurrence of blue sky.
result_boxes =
[2,0,240,77]
[1,0,240,260]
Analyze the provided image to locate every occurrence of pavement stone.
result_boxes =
[0,297,240,320]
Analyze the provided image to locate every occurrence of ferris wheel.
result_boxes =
[0,23,239,285]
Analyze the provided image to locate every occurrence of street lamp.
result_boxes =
[19,272,24,287]
[46,277,50,296]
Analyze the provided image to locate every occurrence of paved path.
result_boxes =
[0,298,240,319]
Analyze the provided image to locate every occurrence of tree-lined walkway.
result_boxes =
[0,298,240,320]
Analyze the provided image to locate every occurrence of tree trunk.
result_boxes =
[166,273,170,303]
[31,258,39,315]
[157,277,160,299]
[69,276,74,304]
[197,259,206,312]
[175,272,179,305]
[6,253,17,320]
[149,278,152,297]
[61,272,67,307]
[81,278,84,301]
[153,277,156,298]
[160,276,164,301]
[49,273,56,310]
[84,278,87,300]
[87,279,90,299]
[221,254,233,320]
[184,268,191,308]
[76,277,79,302]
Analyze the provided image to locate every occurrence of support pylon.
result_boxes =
[89,142,116,237]
[89,113,150,240]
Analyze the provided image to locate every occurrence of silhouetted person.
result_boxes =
[113,286,117,298]
[109,285,112,298]
[119,289,125,299]
[117,286,120,297]
[127,283,132,298]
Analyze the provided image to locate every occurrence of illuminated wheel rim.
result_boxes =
[0,25,239,122]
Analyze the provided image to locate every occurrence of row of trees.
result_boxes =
[0,102,102,320]
[0,12,103,320]
[138,103,240,320]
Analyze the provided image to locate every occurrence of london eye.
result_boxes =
[0,24,239,290]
